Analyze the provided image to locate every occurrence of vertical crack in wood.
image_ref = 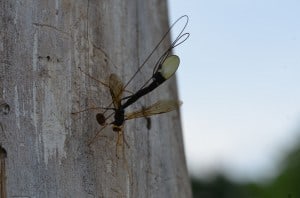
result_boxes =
[0,146,7,198]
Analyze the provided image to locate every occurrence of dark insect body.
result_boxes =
[72,15,189,151]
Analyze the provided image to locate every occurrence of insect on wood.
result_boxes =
[72,15,190,154]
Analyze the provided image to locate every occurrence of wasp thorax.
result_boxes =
[113,125,122,132]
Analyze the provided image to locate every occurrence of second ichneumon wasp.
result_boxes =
[73,15,189,152]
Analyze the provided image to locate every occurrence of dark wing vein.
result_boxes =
[125,100,182,120]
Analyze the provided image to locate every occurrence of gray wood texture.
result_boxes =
[0,0,192,197]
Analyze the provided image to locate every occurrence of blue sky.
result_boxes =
[167,0,300,182]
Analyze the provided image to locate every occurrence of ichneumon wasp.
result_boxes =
[72,15,189,155]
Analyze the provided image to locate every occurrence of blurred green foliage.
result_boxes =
[191,143,300,198]
[191,175,252,198]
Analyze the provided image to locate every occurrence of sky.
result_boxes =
[167,0,300,182]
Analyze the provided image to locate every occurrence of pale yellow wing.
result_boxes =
[109,73,124,109]
[125,100,182,120]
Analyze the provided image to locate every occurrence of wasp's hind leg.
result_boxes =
[114,126,129,159]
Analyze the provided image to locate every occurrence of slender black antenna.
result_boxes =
[123,15,189,89]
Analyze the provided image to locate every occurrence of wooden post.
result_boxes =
[0,0,191,197]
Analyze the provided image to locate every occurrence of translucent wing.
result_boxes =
[109,74,124,109]
[125,100,182,120]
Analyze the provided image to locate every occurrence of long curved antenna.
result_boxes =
[71,106,114,114]
[123,15,189,89]
[92,44,120,70]
[78,67,108,87]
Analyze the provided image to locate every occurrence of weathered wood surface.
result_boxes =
[0,0,191,197]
